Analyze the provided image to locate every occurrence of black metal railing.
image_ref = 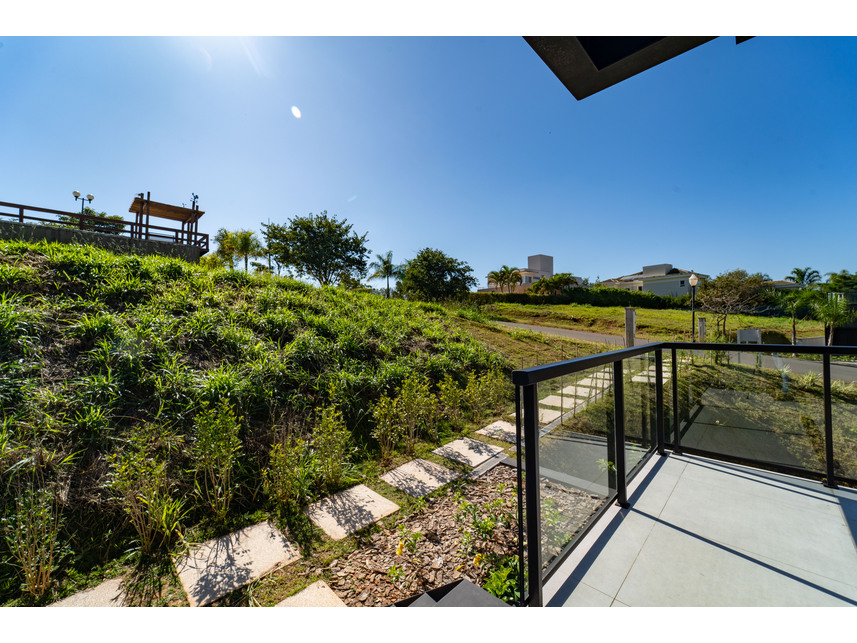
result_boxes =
[512,341,857,606]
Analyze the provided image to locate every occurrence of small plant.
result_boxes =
[1,484,64,600]
[263,437,316,512]
[312,405,351,491]
[191,401,242,522]
[797,370,821,389]
[438,374,465,430]
[387,563,404,583]
[395,524,423,555]
[371,394,401,464]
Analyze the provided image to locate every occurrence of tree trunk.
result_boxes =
[792,314,797,346]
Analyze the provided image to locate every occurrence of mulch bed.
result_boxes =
[315,463,603,606]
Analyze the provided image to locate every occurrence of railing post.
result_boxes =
[671,347,681,453]
[514,385,526,606]
[18,207,24,223]
[823,353,838,489]
[613,360,629,507]
[522,382,543,606]
[655,349,665,456]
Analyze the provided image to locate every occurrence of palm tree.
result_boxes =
[506,267,522,293]
[368,251,402,298]
[813,295,855,346]
[786,266,821,287]
[487,269,505,293]
[232,230,265,273]
[775,289,811,346]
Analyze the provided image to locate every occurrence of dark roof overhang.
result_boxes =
[525,36,751,100]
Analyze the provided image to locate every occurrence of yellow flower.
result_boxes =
[474,553,484,566]
[396,540,404,556]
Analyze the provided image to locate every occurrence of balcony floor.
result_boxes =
[543,453,857,606]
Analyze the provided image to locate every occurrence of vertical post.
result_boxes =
[522,382,542,606]
[691,285,696,342]
[18,207,24,223]
[655,349,665,455]
[514,385,526,606]
[145,191,151,240]
[613,360,629,507]
[823,354,837,489]
[624,308,636,348]
[672,347,681,453]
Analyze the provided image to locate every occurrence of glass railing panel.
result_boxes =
[536,365,612,571]
[621,351,659,472]
[677,347,826,474]
[829,352,857,482]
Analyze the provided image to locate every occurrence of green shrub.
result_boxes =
[263,438,316,512]
[191,401,242,522]
[312,406,351,491]
[371,394,401,464]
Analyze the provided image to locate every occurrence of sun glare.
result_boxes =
[291,106,302,119]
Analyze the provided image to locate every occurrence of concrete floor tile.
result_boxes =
[432,437,505,467]
[175,521,301,607]
[540,394,584,408]
[548,579,614,606]
[539,408,562,424]
[307,485,400,540]
[380,458,460,497]
[477,420,517,443]
[276,580,347,606]
[49,576,126,607]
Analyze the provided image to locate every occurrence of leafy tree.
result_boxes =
[57,206,126,235]
[785,266,821,287]
[813,295,856,346]
[697,269,767,339]
[824,270,857,294]
[262,211,368,286]
[399,248,477,301]
[369,251,403,298]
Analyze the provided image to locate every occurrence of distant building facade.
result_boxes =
[600,264,708,297]
[480,254,554,293]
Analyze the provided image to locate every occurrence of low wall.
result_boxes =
[0,221,203,263]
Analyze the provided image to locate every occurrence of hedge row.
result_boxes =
[462,287,689,309]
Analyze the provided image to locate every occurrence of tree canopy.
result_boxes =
[785,266,821,287]
[214,229,265,273]
[262,211,369,286]
[487,265,522,293]
[697,269,768,339]
[57,206,126,235]
[399,248,477,301]
[368,251,403,299]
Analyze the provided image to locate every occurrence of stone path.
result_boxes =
[175,520,301,607]
[49,575,126,607]
[307,484,400,541]
[276,580,346,607]
[380,458,460,497]
[432,437,505,467]
[55,427,512,607]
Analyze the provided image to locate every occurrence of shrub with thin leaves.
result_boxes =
[263,438,316,512]
[191,401,242,522]
[371,394,402,464]
[439,374,465,430]
[313,406,351,491]
[2,485,63,600]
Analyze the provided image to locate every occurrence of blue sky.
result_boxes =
[2,34,856,288]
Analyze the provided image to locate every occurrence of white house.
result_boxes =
[480,254,554,293]
[600,264,708,297]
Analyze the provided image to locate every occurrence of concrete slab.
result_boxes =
[307,485,399,540]
[477,420,517,443]
[276,580,346,607]
[540,394,583,408]
[175,521,301,607]
[561,385,594,398]
[539,408,562,424]
[380,458,460,497]
[50,576,126,607]
[432,437,505,467]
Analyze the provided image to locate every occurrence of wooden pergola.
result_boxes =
[128,192,206,250]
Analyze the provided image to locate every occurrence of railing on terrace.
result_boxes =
[0,200,209,253]
[512,341,857,606]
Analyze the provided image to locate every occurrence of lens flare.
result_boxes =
[291,106,302,119]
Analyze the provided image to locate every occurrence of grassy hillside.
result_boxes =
[0,240,513,604]
[484,302,823,343]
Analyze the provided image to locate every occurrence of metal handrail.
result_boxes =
[514,340,857,606]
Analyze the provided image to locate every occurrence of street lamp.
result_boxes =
[689,273,699,342]
[72,190,94,214]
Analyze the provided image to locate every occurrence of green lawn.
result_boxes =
[482,302,823,343]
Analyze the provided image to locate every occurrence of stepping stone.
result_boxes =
[477,420,517,443]
[380,458,460,497]
[540,394,582,408]
[307,485,399,541]
[50,576,126,607]
[432,437,505,467]
[539,408,562,424]
[276,580,346,607]
[561,385,593,398]
[175,521,301,607]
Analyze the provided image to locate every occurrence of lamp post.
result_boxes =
[689,273,699,342]
[73,190,94,215]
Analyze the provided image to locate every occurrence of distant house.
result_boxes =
[765,280,803,292]
[600,264,708,297]
[479,254,554,293]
